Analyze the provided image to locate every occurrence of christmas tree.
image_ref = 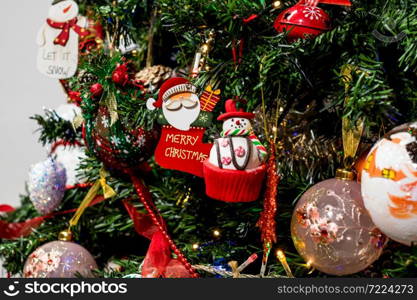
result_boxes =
[1,0,417,278]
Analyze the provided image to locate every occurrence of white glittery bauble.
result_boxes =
[55,103,82,122]
[55,146,87,186]
[23,241,97,278]
[362,122,417,246]
[28,158,67,215]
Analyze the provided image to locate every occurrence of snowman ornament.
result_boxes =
[203,100,267,203]
[37,0,89,79]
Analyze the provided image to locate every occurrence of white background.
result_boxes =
[0,0,65,208]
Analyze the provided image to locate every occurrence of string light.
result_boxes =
[273,1,282,9]
[192,243,200,250]
[276,249,294,278]
[212,229,221,238]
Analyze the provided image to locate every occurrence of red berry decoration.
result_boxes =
[68,90,82,105]
[112,64,130,86]
[90,83,103,98]
[274,3,330,42]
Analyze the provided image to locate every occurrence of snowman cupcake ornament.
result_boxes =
[203,100,267,202]
[37,0,89,79]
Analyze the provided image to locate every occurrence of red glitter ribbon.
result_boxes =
[257,142,279,252]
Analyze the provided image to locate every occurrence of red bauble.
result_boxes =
[90,83,103,98]
[274,4,330,42]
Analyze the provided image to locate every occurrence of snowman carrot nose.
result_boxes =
[235,120,241,125]
[63,4,72,14]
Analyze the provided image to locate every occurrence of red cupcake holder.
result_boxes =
[203,160,267,203]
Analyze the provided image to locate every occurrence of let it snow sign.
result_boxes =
[37,0,89,79]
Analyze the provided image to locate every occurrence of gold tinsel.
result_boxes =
[253,102,341,183]
[134,65,174,93]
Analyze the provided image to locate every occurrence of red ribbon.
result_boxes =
[122,197,194,278]
[122,199,158,240]
[0,205,15,213]
[47,17,90,47]
[0,196,105,240]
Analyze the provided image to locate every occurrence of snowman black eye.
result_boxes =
[232,119,234,122]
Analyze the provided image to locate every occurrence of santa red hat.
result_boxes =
[217,99,255,121]
[146,77,197,110]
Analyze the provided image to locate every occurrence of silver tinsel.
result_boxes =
[28,157,67,215]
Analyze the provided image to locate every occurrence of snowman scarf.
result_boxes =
[47,17,90,46]
[221,128,267,159]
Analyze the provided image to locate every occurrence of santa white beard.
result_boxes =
[162,94,200,131]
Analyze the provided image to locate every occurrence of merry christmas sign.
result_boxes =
[147,78,220,177]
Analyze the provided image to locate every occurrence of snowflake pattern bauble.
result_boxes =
[23,241,97,278]
[361,122,417,246]
[273,4,330,42]
[291,178,386,276]
[83,106,159,174]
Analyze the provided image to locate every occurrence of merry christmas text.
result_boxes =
[164,147,208,162]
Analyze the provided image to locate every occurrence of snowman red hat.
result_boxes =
[146,77,197,110]
[217,100,255,121]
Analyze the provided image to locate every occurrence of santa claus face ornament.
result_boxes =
[162,91,200,131]
[361,122,417,246]
[147,78,220,177]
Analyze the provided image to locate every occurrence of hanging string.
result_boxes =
[341,64,365,169]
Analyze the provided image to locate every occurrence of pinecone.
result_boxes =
[77,69,98,85]
[135,65,174,92]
